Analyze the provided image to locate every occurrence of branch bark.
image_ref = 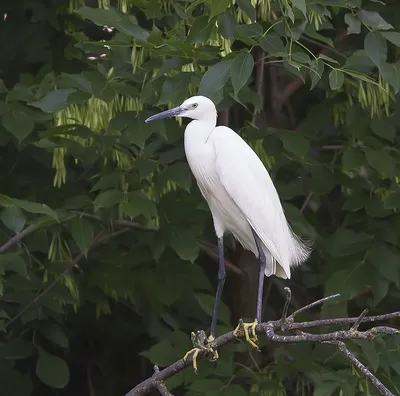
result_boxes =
[126,293,400,396]
[0,224,37,253]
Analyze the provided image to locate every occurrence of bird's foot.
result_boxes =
[233,319,260,350]
[183,330,219,374]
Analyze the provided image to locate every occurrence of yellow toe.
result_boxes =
[233,319,260,349]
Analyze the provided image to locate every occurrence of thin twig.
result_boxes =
[288,293,341,321]
[0,224,37,253]
[281,287,292,329]
[300,192,313,213]
[325,341,394,396]
[351,309,369,331]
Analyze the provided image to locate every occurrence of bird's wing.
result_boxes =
[212,126,307,278]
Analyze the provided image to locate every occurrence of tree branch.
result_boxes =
[126,292,400,396]
[325,341,394,396]
[0,224,37,253]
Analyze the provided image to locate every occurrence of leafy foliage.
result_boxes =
[1,0,400,395]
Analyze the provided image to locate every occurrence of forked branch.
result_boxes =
[126,292,399,396]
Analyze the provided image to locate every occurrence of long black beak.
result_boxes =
[145,106,184,123]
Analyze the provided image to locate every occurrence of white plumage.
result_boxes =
[185,118,309,279]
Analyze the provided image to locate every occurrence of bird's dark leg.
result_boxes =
[183,237,224,371]
[233,229,265,349]
[253,229,267,323]
[210,237,226,339]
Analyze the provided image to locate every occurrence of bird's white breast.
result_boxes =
[184,121,255,249]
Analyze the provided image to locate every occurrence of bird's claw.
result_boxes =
[182,330,219,374]
[233,319,260,350]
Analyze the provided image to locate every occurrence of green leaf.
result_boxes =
[13,199,59,221]
[344,13,361,35]
[234,23,262,38]
[36,349,70,389]
[123,191,157,220]
[367,241,400,283]
[343,191,367,212]
[170,228,199,262]
[260,34,286,54]
[237,0,256,22]
[279,132,309,157]
[380,61,400,93]
[318,54,339,64]
[198,60,233,96]
[70,218,94,256]
[141,341,179,366]
[93,190,124,210]
[41,325,69,348]
[190,379,225,392]
[291,0,306,17]
[344,50,375,73]
[194,292,230,324]
[341,148,364,171]
[76,6,149,40]
[371,117,396,142]
[109,111,158,149]
[218,12,236,39]
[364,31,387,70]
[28,89,76,113]
[310,59,324,90]
[382,32,400,47]
[329,70,344,90]
[230,52,254,95]
[356,340,379,372]
[364,148,394,178]
[208,0,230,18]
[324,229,372,257]
[187,16,214,43]
[157,162,193,193]
[0,339,34,359]
[1,253,28,278]
[1,206,25,233]
[357,9,393,30]
[2,110,34,141]
[371,276,389,306]
[384,193,400,210]
[159,73,192,105]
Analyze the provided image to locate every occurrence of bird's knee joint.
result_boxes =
[217,272,226,282]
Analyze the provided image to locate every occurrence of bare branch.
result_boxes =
[351,309,369,331]
[153,366,174,396]
[325,341,394,396]
[0,224,37,253]
[125,294,400,396]
[288,293,341,321]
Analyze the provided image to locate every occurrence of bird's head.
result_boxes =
[145,96,217,124]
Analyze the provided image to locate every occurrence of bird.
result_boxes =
[145,95,310,371]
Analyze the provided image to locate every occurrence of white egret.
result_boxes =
[145,96,310,369]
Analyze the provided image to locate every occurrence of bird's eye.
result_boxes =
[191,103,198,109]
